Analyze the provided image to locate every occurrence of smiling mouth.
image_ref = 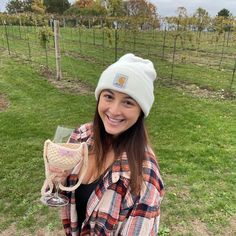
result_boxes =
[106,115,124,125]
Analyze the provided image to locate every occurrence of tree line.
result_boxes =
[3,1,235,33]
[4,0,157,19]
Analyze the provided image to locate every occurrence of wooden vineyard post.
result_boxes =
[54,20,62,81]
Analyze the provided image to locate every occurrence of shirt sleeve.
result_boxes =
[68,122,93,144]
[68,127,81,143]
[120,153,164,236]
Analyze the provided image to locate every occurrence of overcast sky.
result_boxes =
[0,0,236,17]
[151,0,236,17]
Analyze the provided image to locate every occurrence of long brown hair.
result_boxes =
[93,102,148,194]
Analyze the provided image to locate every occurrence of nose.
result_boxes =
[108,101,121,116]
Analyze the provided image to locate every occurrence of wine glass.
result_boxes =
[41,126,74,207]
[53,126,74,143]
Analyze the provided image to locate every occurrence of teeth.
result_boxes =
[110,117,120,122]
[107,115,122,124]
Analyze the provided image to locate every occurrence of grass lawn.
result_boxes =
[0,51,235,236]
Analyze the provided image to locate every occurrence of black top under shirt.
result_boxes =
[75,178,101,232]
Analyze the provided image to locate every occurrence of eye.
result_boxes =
[102,92,113,100]
[123,99,135,107]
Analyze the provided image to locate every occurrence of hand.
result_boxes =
[48,166,71,184]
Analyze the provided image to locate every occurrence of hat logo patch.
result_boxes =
[113,73,128,89]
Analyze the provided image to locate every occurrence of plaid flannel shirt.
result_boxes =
[61,123,164,236]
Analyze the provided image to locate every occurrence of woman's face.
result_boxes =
[98,89,141,136]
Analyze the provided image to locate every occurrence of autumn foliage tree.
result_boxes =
[124,0,157,18]
[74,0,94,8]
[122,0,158,29]
[32,0,46,14]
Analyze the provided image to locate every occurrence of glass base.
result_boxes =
[41,193,69,207]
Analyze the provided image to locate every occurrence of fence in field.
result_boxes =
[0,16,236,94]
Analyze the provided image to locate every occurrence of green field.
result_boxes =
[1,24,236,93]
[0,25,236,235]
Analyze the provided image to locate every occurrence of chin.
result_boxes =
[104,127,122,136]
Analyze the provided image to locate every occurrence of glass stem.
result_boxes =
[54,182,59,198]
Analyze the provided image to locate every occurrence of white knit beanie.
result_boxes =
[95,53,157,117]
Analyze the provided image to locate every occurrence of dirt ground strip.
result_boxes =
[40,67,94,95]
[170,216,236,236]
[160,78,236,100]
[0,94,10,111]
[41,68,235,100]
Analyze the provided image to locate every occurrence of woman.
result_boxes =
[57,53,164,235]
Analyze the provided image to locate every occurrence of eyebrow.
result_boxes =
[103,89,135,101]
